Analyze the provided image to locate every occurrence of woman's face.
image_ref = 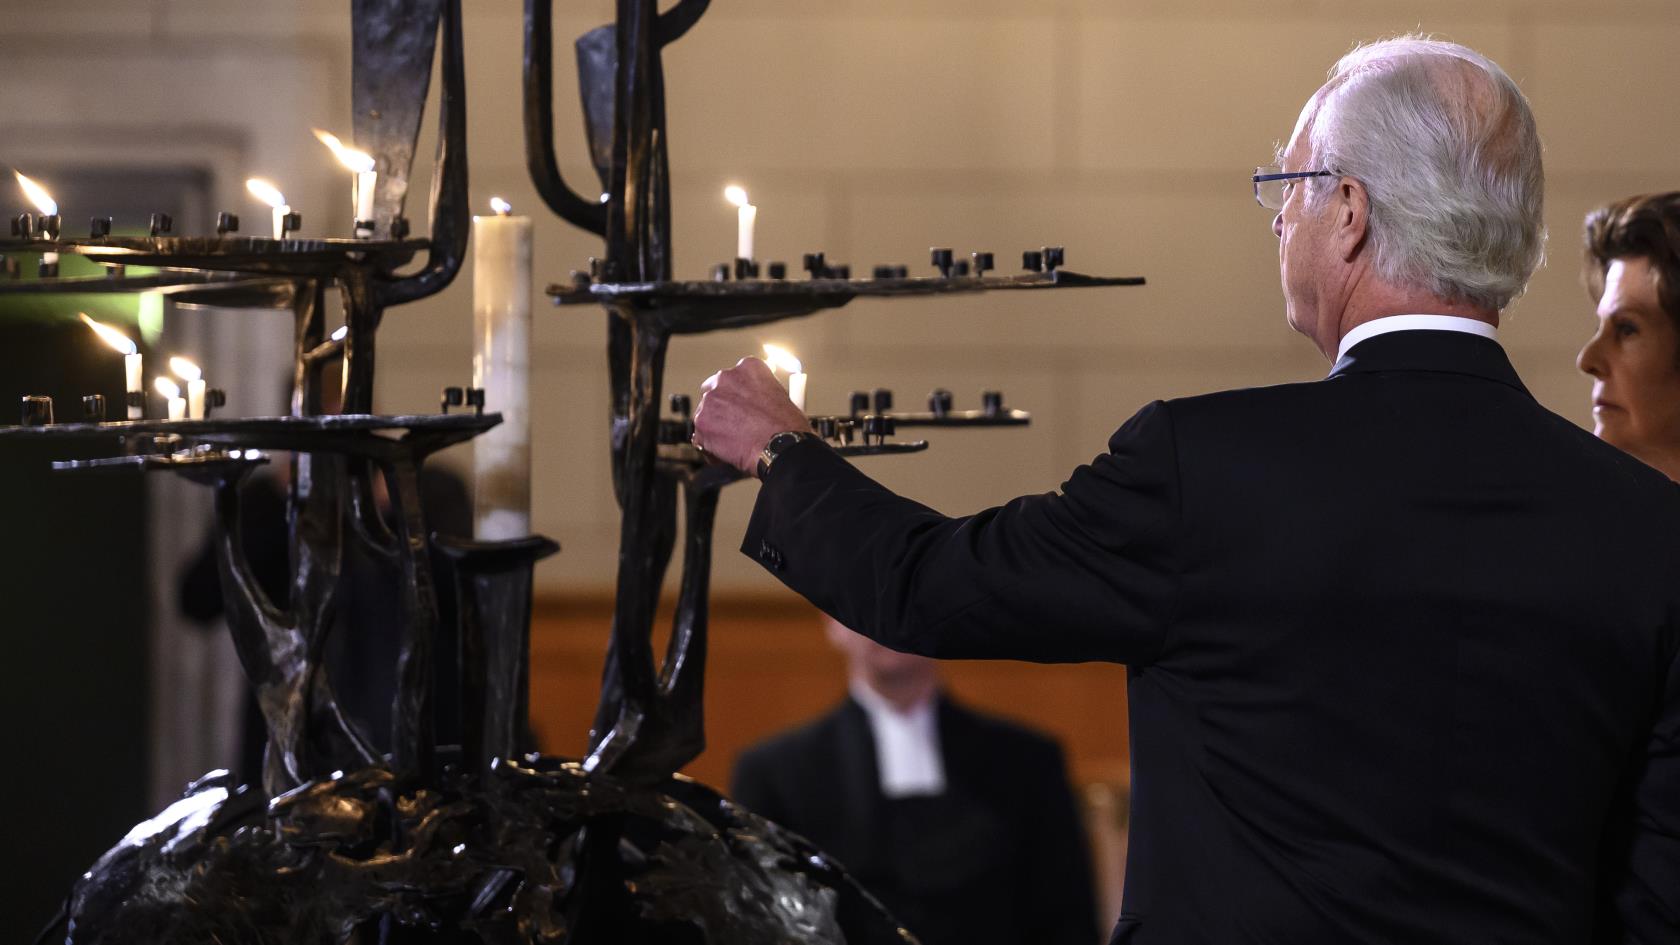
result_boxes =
[1577,256,1680,459]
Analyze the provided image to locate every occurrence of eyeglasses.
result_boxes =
[1253,165,1334,211]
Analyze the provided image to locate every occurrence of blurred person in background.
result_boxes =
[732,616,1099,945]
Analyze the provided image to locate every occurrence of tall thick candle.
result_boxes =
[80,313,144,419]
[725,184,756,260]
[471,197,534,540]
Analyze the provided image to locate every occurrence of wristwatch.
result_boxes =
[757,430,823,480]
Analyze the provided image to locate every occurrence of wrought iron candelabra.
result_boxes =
[5,1,1142,942]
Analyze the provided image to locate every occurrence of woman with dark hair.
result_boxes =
[1577,191,1680,480]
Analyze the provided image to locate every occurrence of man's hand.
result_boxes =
[693,357,811,475]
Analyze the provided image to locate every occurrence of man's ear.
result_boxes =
[1334,177,1369,262]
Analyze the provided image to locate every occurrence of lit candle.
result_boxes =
[470,196,533,540]
[762,343,807,411]
[170,356,206,419]
[15,172,59,268]
[155,377,186,421]
[246,178,290,239]
[725,184,756,261]
[314,129,378,237]
[80,313,144,420]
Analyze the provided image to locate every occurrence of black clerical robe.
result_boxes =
[732,695,1099,945]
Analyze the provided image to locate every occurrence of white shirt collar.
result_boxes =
[1335,314,1497,362]
[850,680,946,798]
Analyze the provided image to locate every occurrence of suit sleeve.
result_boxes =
[1605,646,1680,941]
[741,400,1183,665]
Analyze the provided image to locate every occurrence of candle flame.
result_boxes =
[724,184,750,208]
[15,171,57,216]
[313,128,375,173]
[81,313,138,355]
[489,196,512,215]
[154,376,181,399]
[762,343,802,375]
[246,178,287,209]
[169,356,202,382]
[330,325,348,342]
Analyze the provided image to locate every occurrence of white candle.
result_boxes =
[725,184,756,260]
[80,313,144,420]
[762,343,807,411]
[171,357,205,419]
[156,377,186,421]
[471,198,533,540]
[356,169,377,230]
[314,129,377,237]
[247,178,290,239]
[124,353,143,419]
[787,372,807,412]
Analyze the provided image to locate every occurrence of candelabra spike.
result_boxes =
[204,389,227,417]
[929,388,953,417]
[951,260,970,276]
[20,395,54,426]
[149,213,173,236]
[982,390,1004,416]
[390,216,411,240]
[767,261,787,280]
[1023,249,1043,272]
[710,263,730,282]
[972,251,994,275]
[733,258,759,280]
[216,212,240,236]
[16,212,34,238]
[931,247,954,277]
[441,386,464,413]
[465,387,486,416]
[279,212,301,238]
[669,393,691,418]
[82,395,107,422]
[849,390,868,419]
[89,216,112,238]
[1043,246,1065,272]
[38,257,58,278]
[873,388,893,413]
[40,214,61,239]
[802,252,825,278]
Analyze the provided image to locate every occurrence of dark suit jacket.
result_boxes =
[742,330,1680,944]
[731,695,1099,945]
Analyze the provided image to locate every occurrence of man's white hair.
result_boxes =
[1305,35,1545,311]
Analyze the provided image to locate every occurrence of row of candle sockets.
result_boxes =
[7,124,396,255]
[573,246,1069,286]
[664,386,1009,444]
[16,386,227,426]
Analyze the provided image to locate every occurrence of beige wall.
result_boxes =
[7,0,1678,595]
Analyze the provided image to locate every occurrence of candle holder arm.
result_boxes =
[524,0,608,235]
[379,0,469,307]
[654,0,709,45]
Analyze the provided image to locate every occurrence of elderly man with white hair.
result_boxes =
[696,36,1680,944]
